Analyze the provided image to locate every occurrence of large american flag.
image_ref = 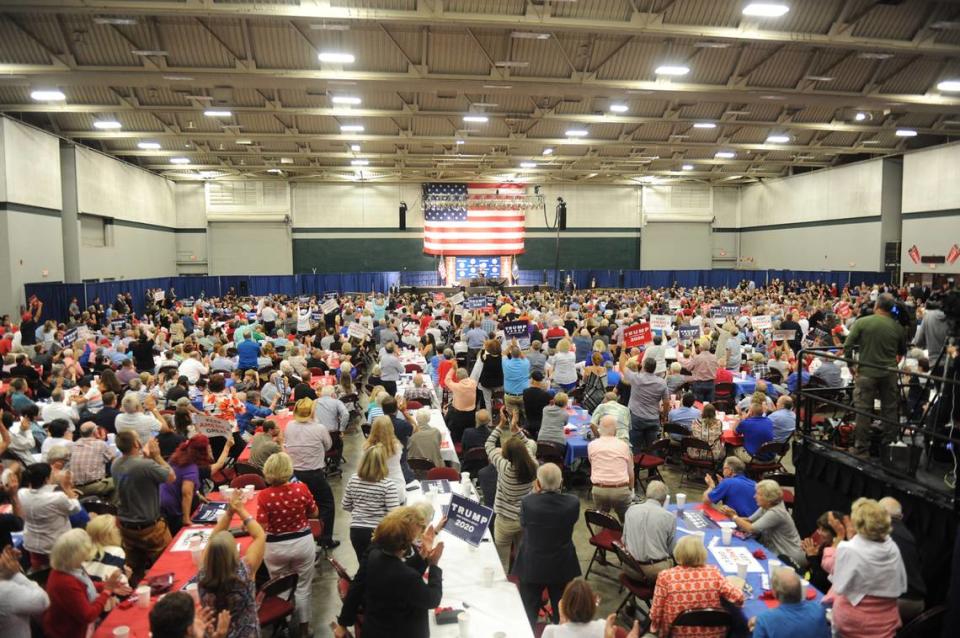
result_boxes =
[422,182,526,255]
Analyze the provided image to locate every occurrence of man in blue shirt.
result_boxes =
[751,567,830,638]
[702,456,757,517]
[666,392,700,441]
[236,332,260,371]
[236,390,275,436]
[502,344,530,416]
[785,365,811,394]
[734,402,775,461]
[768,396,797,443]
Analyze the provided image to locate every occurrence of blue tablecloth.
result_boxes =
[733,376,757,398]
[666,504,824,623]
[563,407,592,466]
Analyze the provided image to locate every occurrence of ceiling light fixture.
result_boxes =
[350,144,361,152]
[483,84,513,89]
[511,31,551,40]
[542,148,554,155]
[565,129,589,137]
[131,49,168,56]
[93,120,121,129]
[331,96,362,105]
[235,139,253,145]
[351,159,370,166]
[280,157,294,164]
[715,151,736,159]
[204,110,232,117]
[198,171,218,179]
[742,3,790,18]
[655,64,690,76]
[895,129,918,137]
[162,75,193,81]
[858,52,894,60]
[609,104,629,113]
[267,168,284,174]
[766,134,791,143]
[937,79,960,92]
[340,124,364,132]
[805,75,835,82]
[520,161,537,168]
[30,89,65,101]
[472,102,499,108]
[309,23,350,31]
[463,115,489,123]
[455,139,465,145]
[170,157,191,164]
[318,52,355,63]
[93,17,137,25]
[854,112,868,121]
[693,41,731,49]
[693,122,717,129]
[681,164,694,170]
[494,61,530,67]
[931,20,960,30]
[137,141,161,150]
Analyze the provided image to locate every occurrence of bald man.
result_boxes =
[587,415,634,520]
[879,497,927,622]
[749,567,830,638]
[512,463,581,628]
[70,422,116,497]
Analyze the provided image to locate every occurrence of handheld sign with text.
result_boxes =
[719,303,741,316]
[678,325,701,341]
[443,492,493,547]
[750,315,772,331]
[110,317,128,331]
[448,291,465,306]
[432,292,446,302]
[323,292,338,300]
[623,322,652,348]
[503,320,531,348]
[668,299,682,311]
[193,414,233,439]
[153,290,165,302]
[420,479,452,494]
[321,298,339,315]
[772,329,797,342]
[60,327,79,347]
[347,322,371,342]
[465,296,492,310]
[650,315,672,333]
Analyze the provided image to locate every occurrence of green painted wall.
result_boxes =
[292,233,641,273]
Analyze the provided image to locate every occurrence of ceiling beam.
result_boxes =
[7,1,960,56]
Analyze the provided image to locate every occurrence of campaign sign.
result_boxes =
[750,315,772,331]
[448,292,465,306]
[110,317,128,331]
[420,479,452,494]
[323,292,338,300]
[321,299,339,315]
[772,329,797,342]
[678,325,701,341]
[444,493,493,547]
[465,296,489,310]
[503,320,530,348]
[193,414,233,439]
[650,315,672,332]
[719,304,741,316]
[60,327,79,347]
[668,299,682,311]
[623,322,652,348]
[154,291,165,302]
[347,322,371,341]
[432,292,446,302]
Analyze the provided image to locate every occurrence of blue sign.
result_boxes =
[678,325,701,341]
[455,256,501,280]
[60,327,79,347]
[465,296,494,310]
[443,493,493,547]
[503,320,530,348]
[719,304,741,316]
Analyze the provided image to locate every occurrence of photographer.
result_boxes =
[844,293,907,457]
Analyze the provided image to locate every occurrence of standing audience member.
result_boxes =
[444,365,477,443]
[878,497,926,622]
[19,462,81,569]
[620,355,670,453]
[284,398,337,549]
[587,415,634,521]
[538,392,571,446]
[0,544,50,638]
[341,444,403,562]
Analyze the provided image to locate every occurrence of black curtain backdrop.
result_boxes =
[793,438,957,610]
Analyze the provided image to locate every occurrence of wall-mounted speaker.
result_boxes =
[399,201,408,230]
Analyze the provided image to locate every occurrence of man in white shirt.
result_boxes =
[40,389,79,428]
[114,394,164,445]
[261,303,278,334]
[177,351,209,384]
[40,420,74,462]
[0,544,50,638]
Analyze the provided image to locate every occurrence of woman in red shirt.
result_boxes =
[43,528,131,638]
[256,452,319,638]
[648,535,745,638]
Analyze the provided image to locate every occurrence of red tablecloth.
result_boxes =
[309,373,337,389]
[93,527,254,638]
[721,430,743,446]
[237,413,293,463]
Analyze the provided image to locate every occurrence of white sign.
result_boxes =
[751,315,773,330]
[709,545,764,574]
[448,292,465,306]
[193,414,233,439]
[347,322,371,341]
[154,291,166,302]
[321,299,338,315]
[650,315,672,332]
[668,299,682,311]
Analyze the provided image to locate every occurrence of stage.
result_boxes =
[399,285,545,296]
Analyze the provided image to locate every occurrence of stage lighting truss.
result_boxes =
[423,193,546,210]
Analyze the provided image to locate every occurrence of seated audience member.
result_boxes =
[728,479,805,569]
[42,529,132,638]
[249,419,283,470]
[812,356,844,388]
[41,388,79,425]
[733,401,775,462]
[19,462,81,569]
[538,391,570,446]
[82,513,126,582]
[460,409,493,452]
[198,493,266,638]
[543,579,640,638]
[689,402,725,461]
[590,391,631,444]
[749,567,830,638]
[587,416,634,521]
[407,407,444,468]
[878,497,926,622]
[526,340,547,376]
[7,404,40,466]
[149,591,230,638]
[236,390,274,436]
[114,393,164,444]
[93,391,120,433]
[158,409,189,458]
[40,418,74,461]
[768,395,797,443]
[667,392,700,439]
[736,381,776,414]
[8,378,36,414]
[0,544,50,638]
[335,506,445,638]
[823,499,907,638]
[800,511,843,594]
[522,370,553,436]
[70,422,115,498]
[648,535,745,638]
[785,363,810,394]
[749,352,771,381]
[622,481,675,584]
[703,456,758,517]
[404,373,435,405]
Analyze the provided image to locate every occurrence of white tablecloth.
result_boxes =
[425,408,459,467]
[398,373,441,408]
[406,484,534,638]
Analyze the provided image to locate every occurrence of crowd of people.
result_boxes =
[0,275,952,638]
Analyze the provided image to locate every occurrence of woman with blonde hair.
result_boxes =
[42,529,132,638]
[199,492,266,638]
[648,535,745,638]
[548,338,578,391]
[365,416,406,503]
[342,443,403,561]
[822,498,907,638]
[83,513,126,582]
[256,452,318,638]
[336,361,356,398]
[366,386,389,424]
[728,479,806,569]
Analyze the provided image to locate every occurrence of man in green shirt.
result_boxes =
[843,293,907,456]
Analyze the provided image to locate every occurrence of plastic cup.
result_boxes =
[457,611,470,637]
[664,494,670,507]
[676,493,687,509]
[460,471,471,483]
[243,484,254,493]
[736,560,748,581]
[800,579,808,599]
[768,559,782,579]
[721,527,733,545]
[112,628,130,638]
[136,585,151,608]
[482,566,495,587]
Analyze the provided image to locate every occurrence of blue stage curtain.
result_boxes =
[22,282,86,324]
[174,276,222,300]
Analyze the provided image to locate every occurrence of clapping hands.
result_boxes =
[198,606,231,638]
